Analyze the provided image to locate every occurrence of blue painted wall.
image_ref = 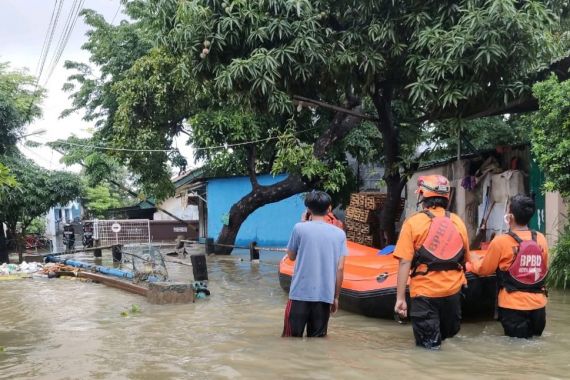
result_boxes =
[207,174,305,246]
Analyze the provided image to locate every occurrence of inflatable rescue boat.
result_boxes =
[278,241,497,319]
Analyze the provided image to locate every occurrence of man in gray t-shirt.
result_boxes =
[282,191,348,338]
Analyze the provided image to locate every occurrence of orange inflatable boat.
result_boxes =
[278,241,497,319]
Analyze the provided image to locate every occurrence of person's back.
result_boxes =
[394,175,470,349]
[288,221,347,303]
[282,191,348,338]
[471,194,549,338]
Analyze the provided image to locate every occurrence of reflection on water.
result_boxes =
[1,247,569,379]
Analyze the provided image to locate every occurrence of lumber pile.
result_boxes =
[345,192,405,248]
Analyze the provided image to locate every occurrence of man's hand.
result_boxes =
[330,298,339,314]
[394,298,407,318]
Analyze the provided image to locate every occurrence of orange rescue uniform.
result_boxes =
[393,206,471,298]
[471,230,548,310]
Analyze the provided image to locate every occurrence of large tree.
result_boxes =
[66,1,567,251]
[527,75,570,198]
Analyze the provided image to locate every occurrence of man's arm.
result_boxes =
[331,256,345,314]
[395,258,411,317]
[470,240,501,276]
[287,249,297,261]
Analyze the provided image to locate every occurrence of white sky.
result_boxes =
[1,0,193,173]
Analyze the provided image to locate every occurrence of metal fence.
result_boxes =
[92,219,151,245]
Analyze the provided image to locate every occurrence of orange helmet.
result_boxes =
[416,175,451,199]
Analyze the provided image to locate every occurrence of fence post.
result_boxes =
[205,238,214,254]
[112,244,122,262]
[190,254,208,281]
[93,239,102,258]
[249,241,259,262]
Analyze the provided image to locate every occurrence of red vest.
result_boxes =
[498,230,547,293]
[411,210,465,277]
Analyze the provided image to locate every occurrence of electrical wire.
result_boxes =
[23,0,65,123]
[44,0,85,85]
[111,1,122,24]
[44,126,320,153]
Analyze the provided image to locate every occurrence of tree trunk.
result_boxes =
[215,175,309,254]
[372,84,407,244]
[0,221,8,264]
[215,98,364,254]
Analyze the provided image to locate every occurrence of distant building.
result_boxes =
[45,200,83,237]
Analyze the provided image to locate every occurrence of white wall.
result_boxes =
[153,195,199,221]
[545,191,568,247]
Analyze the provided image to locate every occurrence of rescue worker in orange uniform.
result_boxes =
[394,175,470,349]
[471,194,548,338]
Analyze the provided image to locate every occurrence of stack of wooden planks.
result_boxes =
[345,192,405,248]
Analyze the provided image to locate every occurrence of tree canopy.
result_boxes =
[0,63,82,262]
[528,75,570,197]
[0,63,43,155]
[64,0,569,247]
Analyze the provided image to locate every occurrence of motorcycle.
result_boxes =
[63,224,75,251]
[82,222,94,248]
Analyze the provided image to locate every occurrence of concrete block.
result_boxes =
[147,282,195,304]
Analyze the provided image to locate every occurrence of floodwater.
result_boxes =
[1,246,569,380]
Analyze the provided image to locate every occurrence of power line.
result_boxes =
[44,126,320,153]
[44,0,86,85]
[24,0,65,123]
[111,1,122,24]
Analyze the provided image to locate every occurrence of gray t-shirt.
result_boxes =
[287,221,348,304]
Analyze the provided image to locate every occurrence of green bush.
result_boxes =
[548,225,570,289]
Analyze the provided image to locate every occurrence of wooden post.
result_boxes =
[249,241,259,262]
[112,244,122,262]
[93,239,102,258]
[205,238,214,254]
[190,254,208,281]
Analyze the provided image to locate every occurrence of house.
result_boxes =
[45,200,83,238]
[407,145,568,247]
[168,170,305,246]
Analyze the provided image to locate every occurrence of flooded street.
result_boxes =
[1,248,570,380]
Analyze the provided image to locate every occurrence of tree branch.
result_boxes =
[313,96,365,159]
[293,95,378,121]
[246,145,260,189]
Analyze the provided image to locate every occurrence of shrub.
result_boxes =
[548,224,570,289]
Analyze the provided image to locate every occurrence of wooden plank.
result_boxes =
[77,271,148,296]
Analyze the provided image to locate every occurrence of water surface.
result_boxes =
[1,247,568,379]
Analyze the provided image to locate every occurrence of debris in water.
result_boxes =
[130,304,141,313]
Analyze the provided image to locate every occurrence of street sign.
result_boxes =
[111,222,121,233]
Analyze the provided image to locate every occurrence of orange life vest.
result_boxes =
[324,212,344,230]
[411,210,465,277]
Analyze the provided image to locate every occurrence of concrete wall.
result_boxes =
[545,191,568,247]
[154,194,199,221]
[149,220,199,242]
[206,174,306,246]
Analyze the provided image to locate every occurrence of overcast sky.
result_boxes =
[1,0,193,173]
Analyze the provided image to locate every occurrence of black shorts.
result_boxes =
[282,300,331,338]
[410,292,462,349]
[498,307,546,338]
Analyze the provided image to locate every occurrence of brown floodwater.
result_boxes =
[1,246,569,380]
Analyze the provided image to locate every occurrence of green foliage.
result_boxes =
[26,217,46,235]
[424,116,532,161]
[0,62,44,155]
[0,162,17,191]
[548,225,570,289]
[528,75,570,197]
[83,185,123,218]
[0,154,83,233]
[63,1,568,238]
